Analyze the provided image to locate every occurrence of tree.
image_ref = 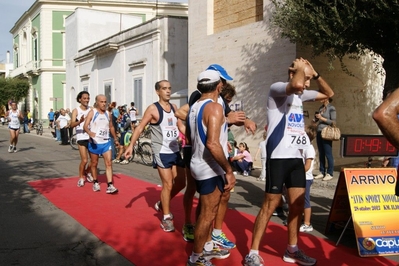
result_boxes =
[271,0,399,92]
[0,77,30,109]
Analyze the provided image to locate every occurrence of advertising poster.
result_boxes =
[344,168,399,257]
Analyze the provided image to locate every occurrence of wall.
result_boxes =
[189,0,385,169]
[66,14,188,114]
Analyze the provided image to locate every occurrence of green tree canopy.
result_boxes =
[271,0,399,92]
[0,77,30,108]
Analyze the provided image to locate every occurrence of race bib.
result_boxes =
[96,127,109,139]
[287,131,310,149]
[163,126,178,141]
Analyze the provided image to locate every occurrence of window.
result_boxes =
[104,82,112,105]
[33,37,38,67]
[133,77,143,115]
[214,0,263,33]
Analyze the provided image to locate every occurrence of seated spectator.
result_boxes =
[231,142,253,176]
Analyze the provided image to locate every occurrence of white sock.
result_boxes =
[163,214,172,220]
[249,249,259,256]
[212,228,222,236]
[203,241,213,251]
[287,244,298,253]
[189,252,201,263]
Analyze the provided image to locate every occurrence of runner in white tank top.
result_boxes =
[70,91,93,187]
[6,101,23,153]
[84,94,119,194]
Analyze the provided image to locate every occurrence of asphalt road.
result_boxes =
[0,125,397,265]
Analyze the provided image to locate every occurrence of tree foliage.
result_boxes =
[0,77,30,108]
[271,0,399,91]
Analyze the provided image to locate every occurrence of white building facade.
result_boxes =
[9,0,188,125]
[66,9,188,113]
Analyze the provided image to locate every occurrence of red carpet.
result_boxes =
[29,174,396,266]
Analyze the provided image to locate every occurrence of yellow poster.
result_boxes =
[344,168,399,257]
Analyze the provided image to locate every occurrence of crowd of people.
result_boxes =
[7,57,399,266]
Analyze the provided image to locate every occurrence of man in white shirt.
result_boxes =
[56,108,71,145]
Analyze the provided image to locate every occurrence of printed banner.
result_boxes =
[344,168,399,257]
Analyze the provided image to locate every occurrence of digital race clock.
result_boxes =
[341,135,398,157]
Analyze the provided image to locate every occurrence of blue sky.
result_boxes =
[0,0,187,64]
[0,0,35,63]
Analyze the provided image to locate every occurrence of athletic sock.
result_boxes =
[163,213,172,220]
[249,249,259,256]
[107,182,113,186]
[189,252,201,263]
[287,244,298,253]
[204,241,213,251]
[212,228,222,236]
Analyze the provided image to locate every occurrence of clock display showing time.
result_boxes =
[341,135,398,157]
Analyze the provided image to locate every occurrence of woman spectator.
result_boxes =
[314,98,336,181]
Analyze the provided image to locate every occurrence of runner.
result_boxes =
[70,91,93,187]
[83,94,119,194]
[186,69,235,266]
[6,101,23,153]
[124,80,186,232]
[244,58,334,266]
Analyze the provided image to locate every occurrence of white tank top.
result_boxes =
[129,107,137,121]
[89,109,110,144]
[75,106,91,141]
[188,99,228,181]
[8,110,20,129]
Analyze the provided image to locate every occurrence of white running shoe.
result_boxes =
[86,173,94,183]
[314,173,324,179]
[93,182,100,192]
[77,178,85,187]
[299,224,314,232]
[106,184,118,194]
[8,145,13,153]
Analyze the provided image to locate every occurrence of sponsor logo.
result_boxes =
[362,238,376,250]
[288,113,304,123]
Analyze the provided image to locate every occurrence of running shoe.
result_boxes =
[8,145,13,153]
[243,171,249,176]
[282,249,316,266]
[244,253,264,266]
[211,232,236,249]
[160,217,175,232]
[13,147,17,153]
[154,201,162,212]
[182,224,195,242]
[112,159,120,163]
[299,224,314,232]
[202,244,230,260]
[186,256,214,266]
[106,184,118,194]
[77,178,85,187]
[86,173,94,183]
[120,159,129,165]
[92,182,100,192]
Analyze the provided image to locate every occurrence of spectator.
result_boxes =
[56,108,71,145]
[300,124,317,232]
[23,111,30,133]
[48,108,55,129]
[314,98,336,181]
[254,131,267,181]
[231,142,253,176]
